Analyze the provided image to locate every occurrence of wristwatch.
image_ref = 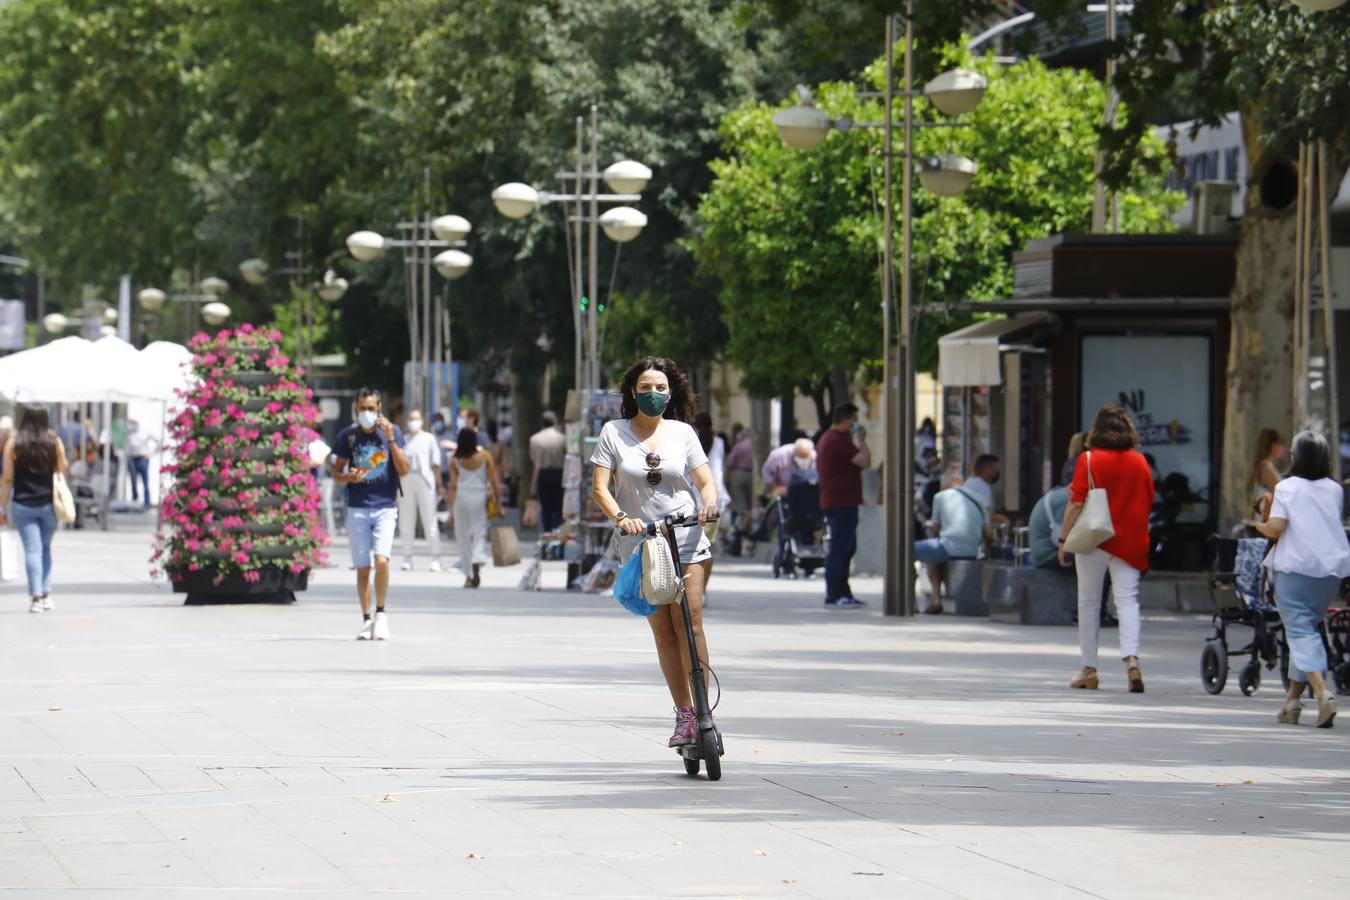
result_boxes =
[614,511,628,524]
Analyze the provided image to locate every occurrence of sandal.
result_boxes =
[1070,667,1099,690]
[1125,657,1145,694]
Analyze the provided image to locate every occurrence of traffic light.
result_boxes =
[579,295,590,311]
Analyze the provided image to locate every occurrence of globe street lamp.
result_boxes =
[137,273,231,338]
[236,247,349,373]
[492,107,651,398]
[773,6,986,618]
[345,209,473,413]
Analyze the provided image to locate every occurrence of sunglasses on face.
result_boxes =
[645,451,662,486]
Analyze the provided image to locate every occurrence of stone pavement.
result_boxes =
[0,529,1347,899]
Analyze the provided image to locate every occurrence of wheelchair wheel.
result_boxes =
[1239,660,1261,696]
[1201,641,1227,694]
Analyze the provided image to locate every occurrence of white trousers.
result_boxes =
[454,487,491,572]
[397,473,441,563]
[1074,547,1142,668]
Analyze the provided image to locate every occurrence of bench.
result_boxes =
[990,565,1078,625]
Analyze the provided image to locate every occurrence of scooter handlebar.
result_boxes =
[614,512,719,535]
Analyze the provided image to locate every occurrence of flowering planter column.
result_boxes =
[153,325,327,604]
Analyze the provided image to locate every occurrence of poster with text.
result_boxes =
[1080,334,1212,523]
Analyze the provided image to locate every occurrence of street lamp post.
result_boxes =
[238,248,349,374]
[492,106,651,399]
[772,4,986,617]
[137,271,232,340]
[345,208,472,415]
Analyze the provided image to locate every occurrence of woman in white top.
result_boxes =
[1253,431,1350,728]
[398,409,445,571]
[447,427,500,589]
[592,356,720,749]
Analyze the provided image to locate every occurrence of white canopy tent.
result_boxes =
[0,337,194,525]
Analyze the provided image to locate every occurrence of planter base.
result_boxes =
[170,566,308,606]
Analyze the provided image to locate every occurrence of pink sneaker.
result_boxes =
[668,706,697,747]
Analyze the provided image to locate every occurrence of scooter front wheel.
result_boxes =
[700,730,722,781]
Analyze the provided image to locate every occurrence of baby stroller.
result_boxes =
[1202,537,1289,695]
[771,474,827,579]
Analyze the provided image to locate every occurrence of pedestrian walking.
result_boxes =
[1058,405,1153,692]
[724,424,754,537]
[528,411,566,534]
[125,419,158,508]
[1250,427,1284,508]
[0,407,69,613]
[447,427,500,589]
[816,403,872,609]
[590,356,720,749]
[694,412,731,539]
[333,389,409,641]
[1252,431,1349,728]
[396,409,444,572]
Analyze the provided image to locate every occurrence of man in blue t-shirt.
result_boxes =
[333,387,410,641]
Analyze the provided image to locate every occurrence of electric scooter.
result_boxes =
[642,513,725,780]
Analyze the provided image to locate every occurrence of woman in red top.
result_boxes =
[1058,405,1154,693]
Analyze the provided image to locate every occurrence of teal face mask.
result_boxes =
[636,390,670,417]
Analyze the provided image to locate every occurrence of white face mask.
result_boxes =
[794,456,812,469]
[407,419,423,434]
[357,410,378,429]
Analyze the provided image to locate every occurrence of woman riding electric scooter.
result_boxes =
[591,356,721,752]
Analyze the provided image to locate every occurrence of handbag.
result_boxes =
[52,472,77,525]
[486,492,503,521]
[489,525,521,566]
[1062,451,1115,555]
[640,535,682,605]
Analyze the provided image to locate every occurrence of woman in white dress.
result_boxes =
[591,357,721,748]
[447,427,500,589]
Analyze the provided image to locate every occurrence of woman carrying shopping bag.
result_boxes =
[447,427,499,589]
[1058,404,1154,693]
[0,407,70,613]
[591,356,721,749]
[1252,431,1350,728]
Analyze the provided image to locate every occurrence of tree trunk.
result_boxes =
[810,385,829,435]
[1219,119,1297,532]
[829,366,851,417]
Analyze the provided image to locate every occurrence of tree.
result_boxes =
[692,48,1180,404]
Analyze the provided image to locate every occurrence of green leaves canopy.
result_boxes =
[692,50,1181,397]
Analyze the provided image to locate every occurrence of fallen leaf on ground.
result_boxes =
[379,794,397,802]
[48,707,61,712]
[467,852,481,860]
[888,731,904,736]
[754,850,768,856]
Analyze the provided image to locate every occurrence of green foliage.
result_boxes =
[693,49,1182,396]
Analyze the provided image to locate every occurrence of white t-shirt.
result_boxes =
[403,430,443,483]
[591,418,710,562]
[1268,476,1350,579]
[704,434,731,512]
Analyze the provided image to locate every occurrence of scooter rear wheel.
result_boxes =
[683,756,700,777]
[700,730,722,781]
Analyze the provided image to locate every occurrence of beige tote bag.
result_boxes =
[52,473,77,525]
[1062,451,1115,555]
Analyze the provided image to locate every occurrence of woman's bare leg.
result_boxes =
[646,558,713,707]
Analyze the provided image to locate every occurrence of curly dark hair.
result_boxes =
[618,356,697,423]
[1087,404,1139,450]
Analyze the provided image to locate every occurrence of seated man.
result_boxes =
[1027,458,1076,569]
[915,471,990,614]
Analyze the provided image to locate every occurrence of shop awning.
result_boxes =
[938,313,1052,387]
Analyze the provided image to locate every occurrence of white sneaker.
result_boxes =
[429,559,443,573]
[28,598,42,614]
[400,560,414,571]
[356,617,374,641]
[39,595,52,611]
[372,610,390,641]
